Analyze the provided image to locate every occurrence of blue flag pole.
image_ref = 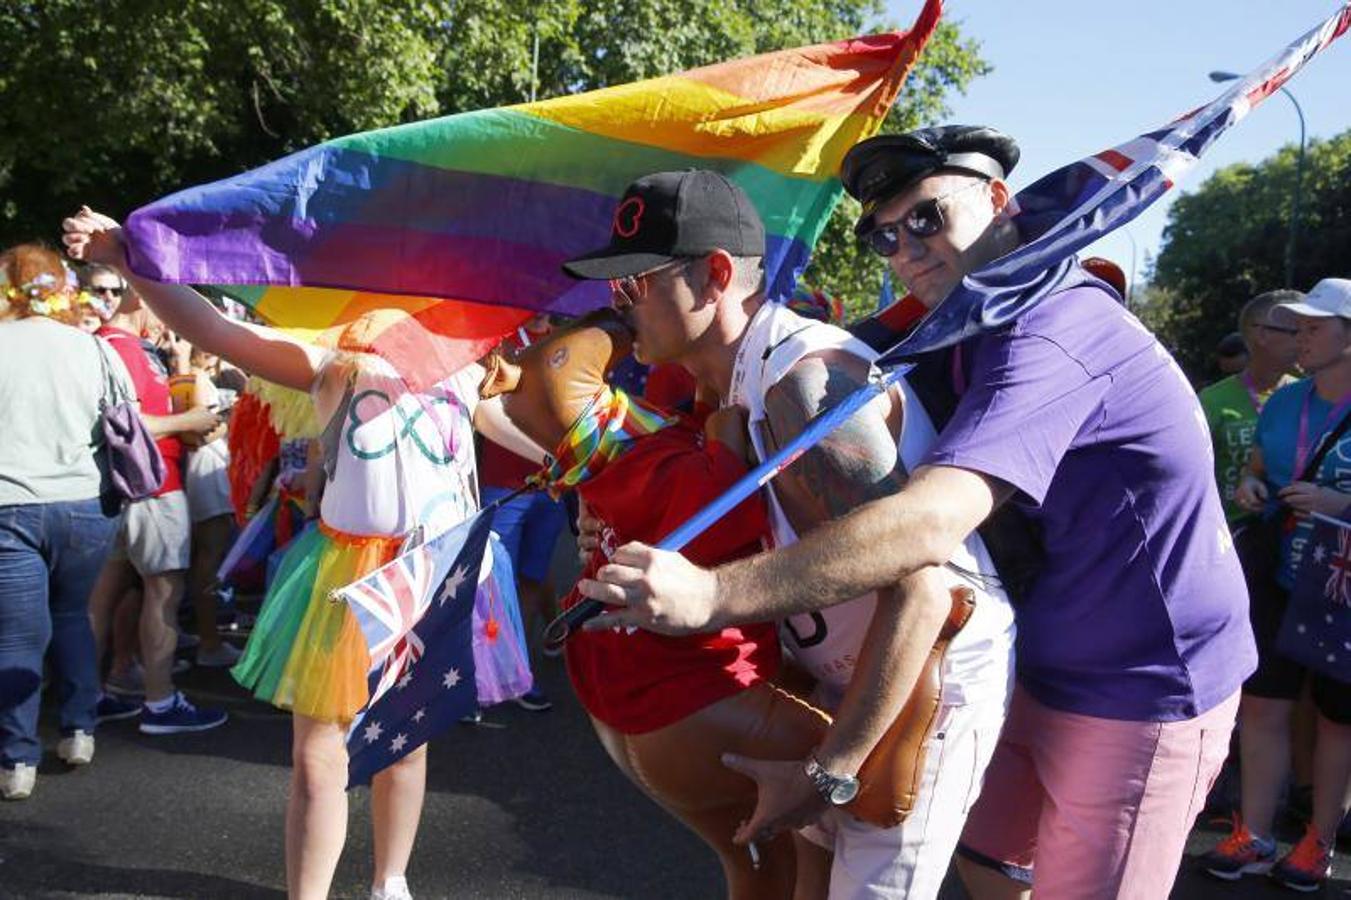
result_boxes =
[544,365,910,645]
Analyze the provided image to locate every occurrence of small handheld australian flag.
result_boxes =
[1278,507,1351,684]
[337,507,496,787]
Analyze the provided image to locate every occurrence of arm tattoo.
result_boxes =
[760,351,905,534]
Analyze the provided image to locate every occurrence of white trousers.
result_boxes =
[814,695,1009,900]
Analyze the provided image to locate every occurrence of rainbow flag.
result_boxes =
[123,0,941,381]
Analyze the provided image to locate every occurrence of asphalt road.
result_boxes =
[4,654,1349,900]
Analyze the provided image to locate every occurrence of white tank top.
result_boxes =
[315,354,480,538]
[728,303,1015,708]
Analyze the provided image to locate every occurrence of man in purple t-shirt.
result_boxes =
[579,126,1255,899]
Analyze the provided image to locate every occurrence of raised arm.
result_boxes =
[63,207,324,392]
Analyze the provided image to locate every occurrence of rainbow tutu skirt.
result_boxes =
[232,521,402,724]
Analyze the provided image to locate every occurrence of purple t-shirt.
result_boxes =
[926,283,1255,722]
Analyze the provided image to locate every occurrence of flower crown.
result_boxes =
[1,265,100,318]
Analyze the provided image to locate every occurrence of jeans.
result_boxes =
[0,497,120,767]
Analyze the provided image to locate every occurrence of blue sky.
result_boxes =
[884,1,1350,293]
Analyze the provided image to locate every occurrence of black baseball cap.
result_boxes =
[562,170,766,280]
[842,125,1020,236]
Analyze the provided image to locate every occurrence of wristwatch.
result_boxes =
[804,755,860,806]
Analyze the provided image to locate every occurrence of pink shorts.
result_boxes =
[958,685,1239,900]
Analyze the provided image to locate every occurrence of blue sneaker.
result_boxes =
[96,694,141,723]
[138,693,228,735]
[514,688,553,712]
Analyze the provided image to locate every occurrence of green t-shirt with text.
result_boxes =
[1198,372,1294,523]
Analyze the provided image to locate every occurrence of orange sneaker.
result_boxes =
[1271,824,1332,893]
[1201,816,1277,880]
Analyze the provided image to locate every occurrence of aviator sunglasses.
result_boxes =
[863,179,988,258]
[608,258,692,308]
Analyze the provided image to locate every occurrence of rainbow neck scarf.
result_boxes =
[530,388,673,495]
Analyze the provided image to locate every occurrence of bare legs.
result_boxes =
[288,716,350,900]
[1238,695,1295,838]
[189,514,234,653]
[140,571,186,703]
[372,745,427,887]
[287,715,428,900]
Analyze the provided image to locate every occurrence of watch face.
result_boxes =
[830,778,860,805]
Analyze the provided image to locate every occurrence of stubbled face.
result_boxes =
[869,173,1003,308]
[610,260,709,366]
[1294,315,1351,373]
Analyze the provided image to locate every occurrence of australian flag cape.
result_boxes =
[862,1,1350,365]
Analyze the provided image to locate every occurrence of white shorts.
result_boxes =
[185,439,233,523]
[111,491,191,575]
[805,695,1010,900]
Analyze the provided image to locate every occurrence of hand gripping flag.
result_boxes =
[853,1,1351,363]
[121,0,942,386]
[340,507,496,786]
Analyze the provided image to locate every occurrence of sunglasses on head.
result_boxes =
[608,258,692,308]
[862,179,989,258]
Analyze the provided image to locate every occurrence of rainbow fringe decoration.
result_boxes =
[123,1,941,383]
[529,388,674,495]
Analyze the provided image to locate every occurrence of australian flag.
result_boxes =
[338,507,495,787]
[863,2,1350,364]
[1279,509,1351,682]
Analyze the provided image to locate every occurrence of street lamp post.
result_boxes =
[1210,70,1306,288]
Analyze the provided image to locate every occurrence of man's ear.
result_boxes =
[989,178,1012,220]
[478,351,522,399]
[705,249,735,295]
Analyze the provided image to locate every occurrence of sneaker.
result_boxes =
[104,663,145,697]
[370,875,413,900]
[0,763,36,801]
[1271,825,1333,892]
[1201,817,1277,880]
[139,693,228,735]
[57,730,95,766]
[195,642,243,668]
[514,688,553,712]
[96,694,142,723]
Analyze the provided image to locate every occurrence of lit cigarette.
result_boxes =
[748,841,761,870]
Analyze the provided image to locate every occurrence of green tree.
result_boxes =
[0,0,988,314]
[1146,129,1351,379]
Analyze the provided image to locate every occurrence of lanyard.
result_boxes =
[1294,383,1351,479]
[1240,370,1268,415]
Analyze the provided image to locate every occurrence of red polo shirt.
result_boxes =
[97,326,183,496]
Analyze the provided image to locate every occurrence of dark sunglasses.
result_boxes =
[608,259,691,308]
[863,180,988,258]
[88,285,125,297]
[1255,323,1297,336]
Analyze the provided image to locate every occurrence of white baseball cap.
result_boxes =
[1279,278,1351,318]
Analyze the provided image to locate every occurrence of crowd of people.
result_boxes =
[0,119,1348,900]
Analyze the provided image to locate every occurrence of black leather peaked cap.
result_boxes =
[842,125,1020,235]
[563,170,766,280]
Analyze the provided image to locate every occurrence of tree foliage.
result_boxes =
[1145,129,1351,379]
[0,1,988,316]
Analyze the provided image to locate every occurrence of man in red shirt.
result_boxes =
[481,311,829,897]
[84,269,227,734]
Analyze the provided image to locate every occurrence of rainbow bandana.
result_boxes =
[530,388,674,496]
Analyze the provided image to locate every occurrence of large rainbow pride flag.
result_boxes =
[123,0,941,382]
